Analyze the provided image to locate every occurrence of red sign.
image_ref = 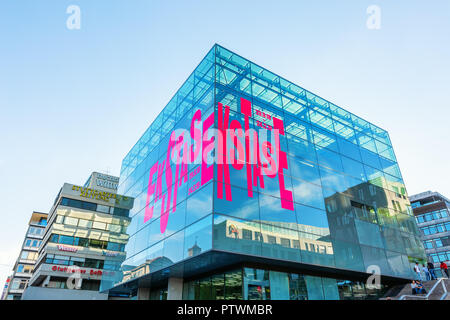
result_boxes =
[57,245,78,253]
[51,265,115,276]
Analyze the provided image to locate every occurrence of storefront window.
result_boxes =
[211,274,224,300]
[224,270,242,300]
[243,268,270,300]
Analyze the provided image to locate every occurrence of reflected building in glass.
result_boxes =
[101,44,426,300]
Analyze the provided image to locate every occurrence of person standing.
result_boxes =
[422,264,431,281]
[440,261,449,278]
[414,262,422,280]
[427,261,437,280]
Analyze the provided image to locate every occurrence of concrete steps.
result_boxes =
[382,279,450,300]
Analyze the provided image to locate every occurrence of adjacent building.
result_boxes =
[100,44,426,300]
[410,191,450,275]
[1,276,12,300]
[22,172,134,300]
[3,211,47,300]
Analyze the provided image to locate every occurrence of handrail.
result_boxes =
[399,278,447,300]
[440,279,448,300]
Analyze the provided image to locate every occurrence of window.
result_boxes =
[85,258,103,269]
[23,265,33,273]
[78,219,92,228]
[267,236,277,245]
[50,234,59,243]
[113,207,129,217]
[20,251,37,261]
[74,237,89,247]
[92,221,106,230]
[442,237,450,247]
[81,280,100,291]
[417,210,450,224]
[90,239,106,249]
[10,279,19,290]
[45,254,55,263]
[60,197,97,212]
[81,201,97,211]
[97,205,110,214]
[435,239,443,248]
[45,254,105,269]
[10,279,27,290]
[280,238,291,248]
[47,277,68,289]
[438,253,448,261]
[242,229,252,240]
[50,234,121,251]
[106,242,122,251]
[70,256,85,267]
[59,235,74,245]
[59,197,127,216]
[446,222,450,231]
[53,255,70,265]
[65,217,78,226]
[28,227,42,236]
[425,240,434,249]
[56,215,64,224]
[107,224,121,233]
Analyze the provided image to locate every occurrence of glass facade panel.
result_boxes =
[213,214,262,257]
[304,275,325,300]
[184,215,212,259]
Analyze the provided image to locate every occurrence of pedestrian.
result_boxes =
[416,281,427,294]
[411,280,418,295]
[422,264,431,281]
[427,261,437,280]
[414,262,422,280]
[440,261,449,278]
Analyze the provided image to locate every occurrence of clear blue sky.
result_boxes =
[0,0,449,285]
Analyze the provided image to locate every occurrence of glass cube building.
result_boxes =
[101,44,426,300]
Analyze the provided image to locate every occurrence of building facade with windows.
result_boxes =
[101,44,426,300]
[1,276,11,300]
[3,211,47,300]
[410,191,450,274]
[22,173,134,300]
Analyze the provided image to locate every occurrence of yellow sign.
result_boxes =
[72,185,129,204]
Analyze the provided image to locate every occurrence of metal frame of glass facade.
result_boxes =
[100,44,426,299]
